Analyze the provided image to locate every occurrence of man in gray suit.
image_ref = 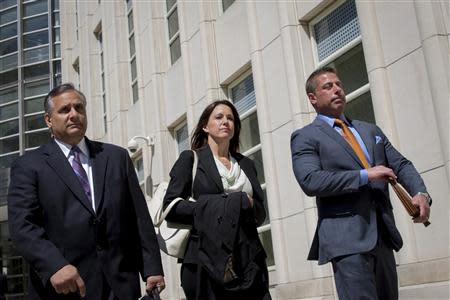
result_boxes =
[290,66,431,300]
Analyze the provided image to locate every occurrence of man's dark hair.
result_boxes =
[44,83,87,115]
[305,66,338,94]
[191,100,241,153]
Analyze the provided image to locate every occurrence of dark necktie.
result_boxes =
[71,146,92,201]
[334,118,370,169]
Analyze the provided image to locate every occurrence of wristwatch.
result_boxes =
[416,192,432,206]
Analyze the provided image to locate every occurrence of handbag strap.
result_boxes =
[155,150,197,226]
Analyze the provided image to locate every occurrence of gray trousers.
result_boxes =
[331,232,398,300]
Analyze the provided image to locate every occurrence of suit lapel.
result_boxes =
[44,140,96,215]
[86,138,108,212]
[313,117,364,168]
[351,120,374,166]
[198,146,224,192]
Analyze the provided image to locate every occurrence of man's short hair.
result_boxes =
[305,66,338,94]
[44,83,87,115]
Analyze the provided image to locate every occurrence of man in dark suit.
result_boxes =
[7,84,165,299]
[290,67,431,300]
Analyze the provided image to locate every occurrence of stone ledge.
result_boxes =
[275,277,334,299]
[398,257,450,286]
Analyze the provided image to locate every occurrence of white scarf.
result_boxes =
[213,156,253,196]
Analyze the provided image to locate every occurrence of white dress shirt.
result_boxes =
[54,137,96,212]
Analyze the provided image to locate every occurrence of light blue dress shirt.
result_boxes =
[317,114,371,186]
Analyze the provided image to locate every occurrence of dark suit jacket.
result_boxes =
[7,138,163,299]
[163,145,266,265]
[291,117,428,264]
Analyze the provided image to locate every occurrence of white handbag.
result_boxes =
[151,150,198,258]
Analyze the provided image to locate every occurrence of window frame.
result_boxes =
[227,69,275,270]
[309,0,371,106]
[166,0,181,65]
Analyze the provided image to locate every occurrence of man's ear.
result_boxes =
[307,92,317,106]
[44,113,52,129]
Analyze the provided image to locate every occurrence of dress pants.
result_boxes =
[331,224,398,300]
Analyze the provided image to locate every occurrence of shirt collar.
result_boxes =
[317,113,349,127]
[54,137,89,158]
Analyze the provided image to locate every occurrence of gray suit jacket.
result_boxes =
[291,117,427,264]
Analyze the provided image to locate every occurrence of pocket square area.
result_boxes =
[375,136,382,144]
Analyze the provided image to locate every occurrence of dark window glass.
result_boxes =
[132,82,138,103]
[24,0,48,17]
[52,11,59,26]
[23,14,48,32]
[0,7,17,25]
[0,86,17,105]
[54,43,60,58]
[23,30,49,48]
[166,0,176,11]
[0,68,17,86]
[247,150,265,184]
[24,79,49,98]
[0,38,17,55]
[53,27,60,42]
[167,8,178,39]
[0,22,17,39]
[25,114,46,131]
[129,34,135,57]
[0,52,17,71]
[0,102,18,120]
[53,60,61,74]
[25,130,50,148]
[126,0,133,11]
[0,0,17,10]
[328,44,368,95]
[0,152,19,168]
[0,118,18,137]
[24,62,49,80]
[259,230,274,266]
[222,0,235,12]
[130,57,137,80]
[240,112,260,153]
[127,11,133,33]
[52,0,60,10]
[24,96,45,114]
[23,45,49,64]
[0,135,19,153]
[345,91,375,123]
[170,35,181,64]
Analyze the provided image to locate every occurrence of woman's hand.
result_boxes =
[247,194,254,207]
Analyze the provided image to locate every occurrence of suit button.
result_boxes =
[96,245,103,251]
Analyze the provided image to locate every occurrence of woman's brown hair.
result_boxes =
[191,100,241,152]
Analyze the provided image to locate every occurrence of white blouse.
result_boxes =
[213,155,253,197]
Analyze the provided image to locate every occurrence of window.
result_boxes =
[166,0,180,64]
[222,0,235,12]
[174,122,189,154]
[229,72,275,268]
[95,27,107,134]
[126,0,139,103]
[311,0,375,123]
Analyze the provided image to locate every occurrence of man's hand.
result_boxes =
[50,264,86,297]
[146,275,165,294]
[367,166,396,182]
[411,194,430,224]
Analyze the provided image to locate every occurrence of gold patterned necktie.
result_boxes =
[334,118,370,169]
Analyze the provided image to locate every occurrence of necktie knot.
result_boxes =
[333,118,370,169]
[334,118,346,128]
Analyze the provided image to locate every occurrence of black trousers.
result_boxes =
[331,228,398,300]
[180,263,271,300]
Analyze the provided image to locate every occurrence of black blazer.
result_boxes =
[163,145,266,264]
[7,138,163,300]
